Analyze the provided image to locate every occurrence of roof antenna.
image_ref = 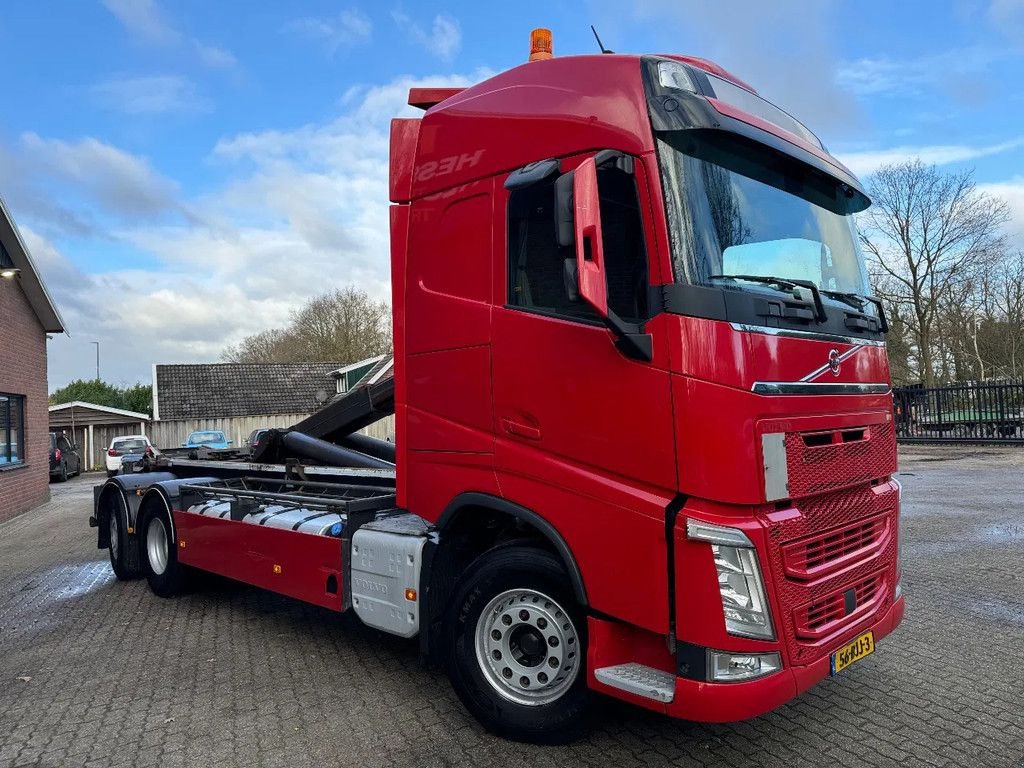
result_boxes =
[590,25,613,54]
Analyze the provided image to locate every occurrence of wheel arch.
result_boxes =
[435,492,588,606]
[418,492,588,663]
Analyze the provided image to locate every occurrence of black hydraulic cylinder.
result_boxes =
[280,430,394,470]
[340,433,396,463]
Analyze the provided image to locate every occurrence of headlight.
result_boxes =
[708,651,782,682]
[687,520,776,640]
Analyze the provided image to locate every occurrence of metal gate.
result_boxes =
[894,382,1024,443]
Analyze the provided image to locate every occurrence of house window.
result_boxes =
[0,394,26,467]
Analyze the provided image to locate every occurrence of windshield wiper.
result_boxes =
[822,290,890,333]
[709,274,827,322]
[822,289,867,310]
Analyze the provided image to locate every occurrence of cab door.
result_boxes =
[490,152,676,631]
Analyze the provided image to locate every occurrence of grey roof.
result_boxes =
[0,196,65,333]
[154,362,344,420]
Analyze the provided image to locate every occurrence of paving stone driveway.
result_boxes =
[1,451,1023,768]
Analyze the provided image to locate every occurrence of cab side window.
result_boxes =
[507,158,648,324]
[507,177,597,321]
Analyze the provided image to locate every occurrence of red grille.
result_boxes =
[781,512,891,581]
[784,422,896,499]
[794,570,887,640]
[763,484,898,664]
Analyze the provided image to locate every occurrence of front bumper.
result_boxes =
[588,596,904,721]
[667,596,904,722]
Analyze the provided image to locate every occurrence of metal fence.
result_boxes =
[894,382,1024,443]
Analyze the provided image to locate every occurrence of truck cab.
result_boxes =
[389,50,902,735]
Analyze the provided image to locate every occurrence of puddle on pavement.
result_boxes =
[905,540,967,557]
[970,599,1024,627]
[978,524,1024,543]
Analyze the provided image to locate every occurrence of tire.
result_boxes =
[139,505,187,598]
[57,462,68,482]
[107,504,136,581]
[445,547,591,744]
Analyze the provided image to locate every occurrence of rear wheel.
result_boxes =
[106,494,141,581]
[445,547,591,743]
[140,506,187,597]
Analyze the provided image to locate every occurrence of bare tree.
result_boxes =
[221,328,293,364]
[222,287,391,365]
[860,160,1010,386]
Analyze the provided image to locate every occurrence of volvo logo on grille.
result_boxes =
[828,349,842,376]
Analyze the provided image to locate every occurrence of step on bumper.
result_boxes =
[594,663,675,703]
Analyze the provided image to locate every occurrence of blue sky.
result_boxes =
[2,0,1023,389]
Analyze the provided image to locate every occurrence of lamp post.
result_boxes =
[91,341,100,381]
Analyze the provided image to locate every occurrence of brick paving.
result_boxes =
[1,452,1023,767]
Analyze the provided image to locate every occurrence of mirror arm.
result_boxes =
[606,309,653,362]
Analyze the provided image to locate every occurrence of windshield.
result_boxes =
[189,432,224,444]
[657,130,872,302]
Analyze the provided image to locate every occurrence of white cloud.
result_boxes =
[91,75,210,115]
[836,46,1001,106]
[194,40,237,69]
[101,1,237,72]
[20,133,182,217]
[287,9,373,54]
[392,12,462,61]
[989,0,1024,45]
[979,177,1024,241]
[837,138,1024,177]
[16,71,485,388]
[101,0,179,46]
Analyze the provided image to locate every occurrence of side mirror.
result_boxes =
[572,157,609,318]
[570,156,653,363]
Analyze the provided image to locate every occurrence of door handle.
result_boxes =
[502,418,542,441]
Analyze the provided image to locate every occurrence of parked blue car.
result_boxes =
[182,430,232,450]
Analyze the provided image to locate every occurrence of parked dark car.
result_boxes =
[244,428,271,456]
[49,432,82,482]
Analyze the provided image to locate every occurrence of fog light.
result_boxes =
[708,651,782,682]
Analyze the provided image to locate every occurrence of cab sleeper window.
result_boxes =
[507,160,648,324]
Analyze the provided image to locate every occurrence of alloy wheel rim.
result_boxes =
[108,514,119,560]
[146,517,169,576]
[474,588,580,706]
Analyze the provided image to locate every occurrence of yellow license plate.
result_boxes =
[830,631,874,675]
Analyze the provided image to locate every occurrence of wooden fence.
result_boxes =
[62,414,395,471]
[148,414,396,450]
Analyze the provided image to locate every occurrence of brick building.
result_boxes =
[0,198,64,523]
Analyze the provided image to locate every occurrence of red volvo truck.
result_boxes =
[91,33,904,743]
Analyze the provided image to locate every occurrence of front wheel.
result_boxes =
[140,506,187,597]
[445,547,591,743]
[57,462,68,482]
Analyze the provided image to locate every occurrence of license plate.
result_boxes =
[830,631,874,675]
